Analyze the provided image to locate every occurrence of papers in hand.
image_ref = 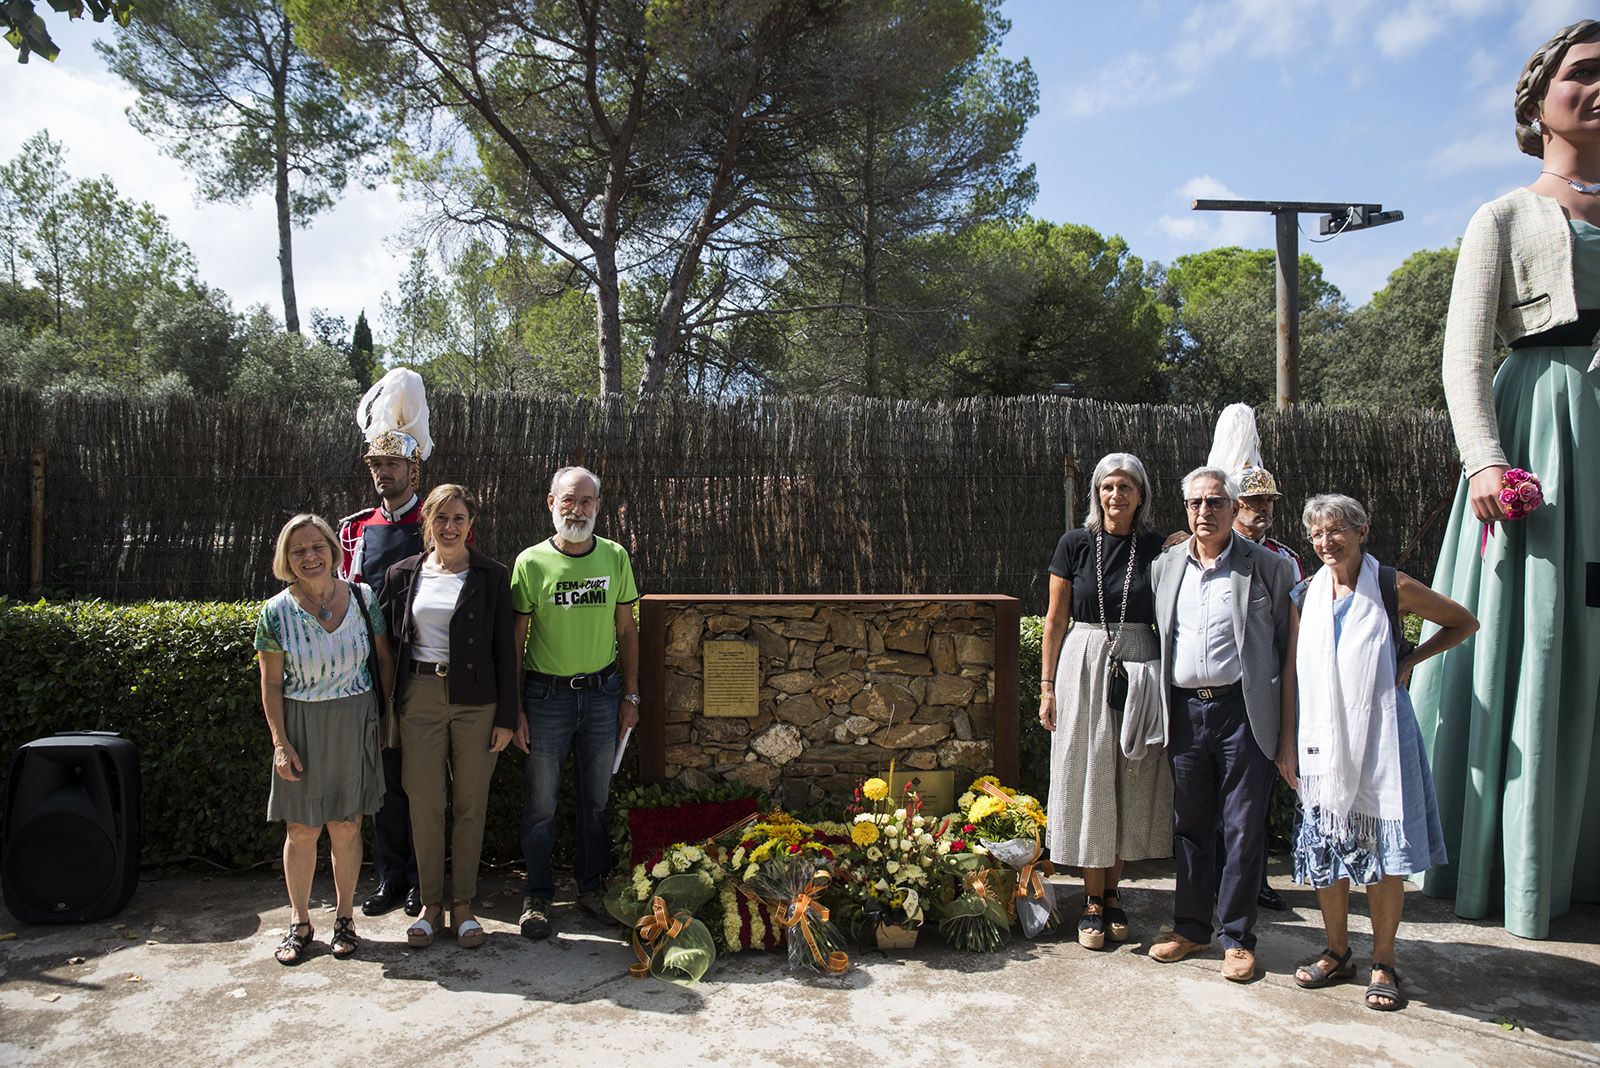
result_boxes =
[613,725,634,774]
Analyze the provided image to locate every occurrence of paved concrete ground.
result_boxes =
[2,859,1597,1067]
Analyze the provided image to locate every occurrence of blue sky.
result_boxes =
[0,0,1592,337]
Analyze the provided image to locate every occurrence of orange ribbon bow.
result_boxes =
[774,870,849,974]
[629,895,688,979]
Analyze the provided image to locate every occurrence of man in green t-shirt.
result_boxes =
[510,465,640,939]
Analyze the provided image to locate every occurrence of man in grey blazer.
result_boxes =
[1148,465,1297,982]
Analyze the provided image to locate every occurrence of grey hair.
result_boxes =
[1180,465,1241,502]
[1084,452,1154,533]
[1302,493,1370,534]
[549,465,601,498]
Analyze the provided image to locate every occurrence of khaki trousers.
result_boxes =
[399,673,498,905]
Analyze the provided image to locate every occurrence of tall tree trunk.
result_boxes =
[861,110,880,398]
[594,244,623,395]
[271,45,299,334]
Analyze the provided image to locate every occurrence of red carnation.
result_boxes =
[962,823,977,835]
[952,840,967,852]
[788,843,801,854]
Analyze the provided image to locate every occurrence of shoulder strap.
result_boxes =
[348,581,385,708]
[1378,565,1401,645]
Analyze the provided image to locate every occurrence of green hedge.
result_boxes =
[6,601,1397,869]
[0,598,550,869]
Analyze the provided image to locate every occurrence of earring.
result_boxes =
[1532,117,1543,136]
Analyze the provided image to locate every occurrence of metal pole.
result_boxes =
[1274,210,1300,411]
[30,444,44,595]
[1062,454,1077,532]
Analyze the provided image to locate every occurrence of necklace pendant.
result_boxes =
[318,606,333,622]
[1568,178,1600,195]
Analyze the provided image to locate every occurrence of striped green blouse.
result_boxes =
[254,583,387,701]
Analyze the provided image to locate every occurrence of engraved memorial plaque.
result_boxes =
[703,640,759,717]
[885,770,955,818]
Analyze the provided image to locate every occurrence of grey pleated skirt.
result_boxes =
[266,690,385,826]
[1045,622,1173,868]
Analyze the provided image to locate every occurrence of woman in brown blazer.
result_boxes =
[380,484,518,948]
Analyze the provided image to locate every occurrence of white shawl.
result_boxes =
[1295,554,1405,844]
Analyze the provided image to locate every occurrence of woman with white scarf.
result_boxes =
[1282,495,1476,1011]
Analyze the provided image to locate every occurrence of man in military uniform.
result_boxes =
[1228,462,1300,912]
[339,429,424,918]
[1234,465,1305,583]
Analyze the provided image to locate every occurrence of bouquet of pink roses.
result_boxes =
[1481,467,1544,556]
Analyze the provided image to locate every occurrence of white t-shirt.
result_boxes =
[410,564,466,663]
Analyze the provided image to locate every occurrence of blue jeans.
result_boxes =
[519,674,621,899]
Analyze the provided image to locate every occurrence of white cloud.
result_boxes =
[1374,7,1448,58]
[1514,0,1595,48]
[1427,128,1524,173]
[0,53,411,329]
[1154,176,1271,248]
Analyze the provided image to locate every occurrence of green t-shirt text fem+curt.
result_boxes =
[510,536,640,676]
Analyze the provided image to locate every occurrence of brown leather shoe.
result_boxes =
[1222,947,1256,982]
[1149,932,1209,963]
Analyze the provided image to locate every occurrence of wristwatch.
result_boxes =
[623,692,641,706]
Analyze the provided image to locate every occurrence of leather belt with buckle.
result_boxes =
[409,660,449,677]
[528,664,618,690]
[1174,681,1240,700]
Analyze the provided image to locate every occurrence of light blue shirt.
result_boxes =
[1171,538,1242,689]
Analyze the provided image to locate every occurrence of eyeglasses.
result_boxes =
[1183,496,1230,513]
[1309,525,1353,544]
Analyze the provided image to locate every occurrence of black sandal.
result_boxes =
[1365,962,1405,1011]
[274,922,313,966]
[330,916,360,960]
[1102,890,1130,942]
[1295,946,1355,988]
[1077,895,1107,950]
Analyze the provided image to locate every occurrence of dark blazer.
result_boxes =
[1150,531,1296,758]
[381,548,519,730]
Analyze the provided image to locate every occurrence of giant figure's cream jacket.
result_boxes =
[1442,187,1592,477]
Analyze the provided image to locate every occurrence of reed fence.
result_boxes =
[0,386,1461,613]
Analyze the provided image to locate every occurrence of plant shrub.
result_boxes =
[0,598,544,868]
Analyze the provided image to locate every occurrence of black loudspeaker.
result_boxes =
[2,732,142,924]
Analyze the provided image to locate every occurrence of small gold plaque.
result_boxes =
[703,640,759,717]
[884,770,956,819]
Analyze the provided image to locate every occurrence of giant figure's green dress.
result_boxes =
[1412,219,1600,940]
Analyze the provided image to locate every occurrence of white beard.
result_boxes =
[552,509,596,543]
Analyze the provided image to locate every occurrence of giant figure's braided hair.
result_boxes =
[1514,19,1600,158]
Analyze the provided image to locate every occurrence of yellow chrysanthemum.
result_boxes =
[967,795,1007,823]
[862,777,889,801]
[851,821,881,846]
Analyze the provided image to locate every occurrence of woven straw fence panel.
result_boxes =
[0,387,1459,613]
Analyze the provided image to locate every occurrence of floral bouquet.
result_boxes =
[743,854,851,975]
[1481,467,1544,557]
[962,777,1058,938]
[936,866,1013,953]
[835,777,948,937]
[605,842,726,928]
[717,812,850,953]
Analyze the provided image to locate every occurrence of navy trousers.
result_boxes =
[371,746,418,891]
[1168,687,1276,950]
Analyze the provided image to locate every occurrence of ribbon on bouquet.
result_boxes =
[630,896,689,979]
[1014,835,1055,908]
[773,870,849,974]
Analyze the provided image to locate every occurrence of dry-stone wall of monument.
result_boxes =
[659,600,997,805]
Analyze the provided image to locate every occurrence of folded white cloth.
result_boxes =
[1119,658,1165,760]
